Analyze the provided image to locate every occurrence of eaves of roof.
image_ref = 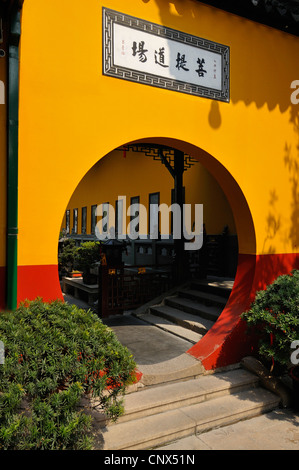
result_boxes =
[198,0,299,37]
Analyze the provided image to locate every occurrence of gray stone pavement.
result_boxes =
[157,409,299,450]
[63,293,299,451]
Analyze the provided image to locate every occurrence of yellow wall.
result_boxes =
[18,0,299,268]
[62,147,236,237]
[63,148,172,236]
[184,158,237,235]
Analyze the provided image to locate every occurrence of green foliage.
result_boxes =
[75,241,101,273]
[242,270,299,373]
[0,299,137,449]
[58,240,102,283]
[58,238,78,273]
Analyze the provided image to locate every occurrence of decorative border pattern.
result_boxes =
[102,7,230,102]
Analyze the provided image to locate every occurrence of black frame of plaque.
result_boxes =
[102,7,230,102]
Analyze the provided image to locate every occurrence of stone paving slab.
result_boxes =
[157,409,299,450]
[102,313,195,366]
[136,311,203,344]
[137,353,205,386]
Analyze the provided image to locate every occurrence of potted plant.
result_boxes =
[241,269,299,409]
[58,238,79,277]
[75,241,101,284]
[68,270,83,278]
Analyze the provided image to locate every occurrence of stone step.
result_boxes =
[137,279,231,346]
[100,385,280,450]
[190,278,233,298]
[136,312,203,344]
[165,296,221,322]
[150,304,215,336]
[137,352,205,387]
[178,288,229,307]
[111,369,260,425]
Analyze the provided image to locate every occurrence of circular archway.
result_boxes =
[58,136,259,371]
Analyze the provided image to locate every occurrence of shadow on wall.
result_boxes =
[141,0,299,139]
[285,105,299,255]
[141,0,299,258]
[142,0,296,113]
[245,104,299,294]
[262,105,299,255]
[252,104,299,291]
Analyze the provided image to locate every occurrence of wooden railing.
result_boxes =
[97,226,237,318]
[98,265,174,318]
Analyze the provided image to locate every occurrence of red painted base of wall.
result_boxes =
[0,266,5,310]
[187,252,299,370]
[17,264,64,305]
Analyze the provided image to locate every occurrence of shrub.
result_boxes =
[58,238,78,274]
[0,299,137,450]
[241,270,299,375]
[75,241,102,283]
[75,241,101,272]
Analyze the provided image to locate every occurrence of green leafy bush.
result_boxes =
[58,238,78,274]
[242,270,299,374]
[75,241,101,272]
[0,299,137,450]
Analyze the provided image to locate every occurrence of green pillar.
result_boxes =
[6,6,21,310]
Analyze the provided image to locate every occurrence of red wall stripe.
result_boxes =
[17,264,64,305]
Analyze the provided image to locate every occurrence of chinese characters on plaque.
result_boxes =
[103,8,230,102]
[132,40,210,80]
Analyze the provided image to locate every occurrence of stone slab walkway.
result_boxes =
[157,408,299,450]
